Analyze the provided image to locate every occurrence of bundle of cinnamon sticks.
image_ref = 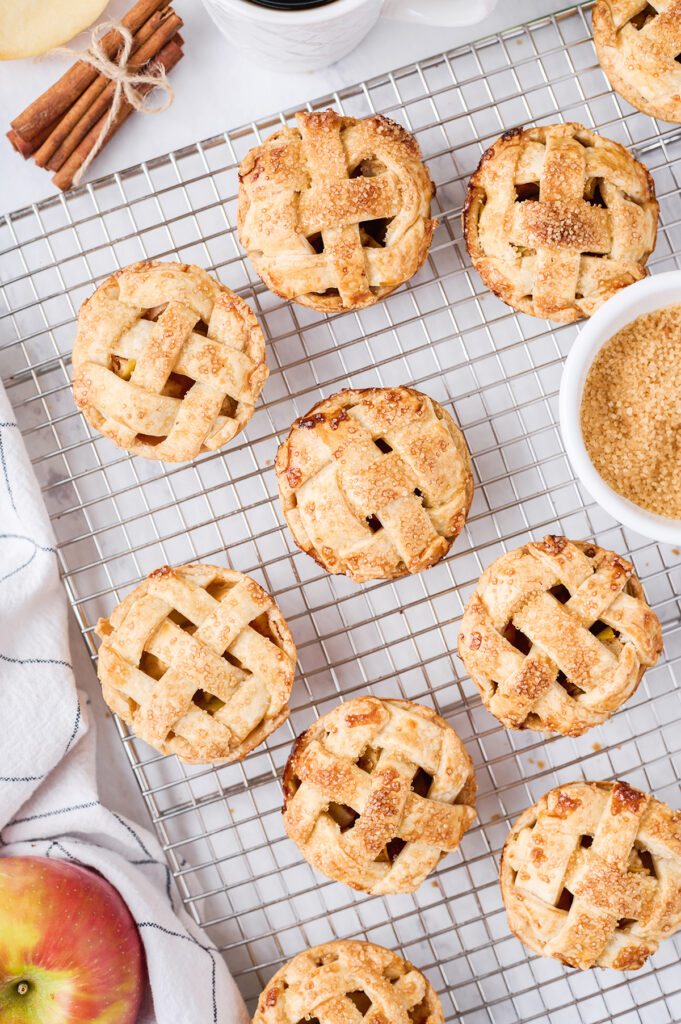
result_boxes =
[7,0,183,192]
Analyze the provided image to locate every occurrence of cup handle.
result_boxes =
[381,0,497,27]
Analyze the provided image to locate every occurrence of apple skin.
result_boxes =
[0,856,144,1024]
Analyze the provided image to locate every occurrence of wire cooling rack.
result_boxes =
[2,2,681,1021]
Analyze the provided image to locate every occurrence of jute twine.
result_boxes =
[47,20,175,185]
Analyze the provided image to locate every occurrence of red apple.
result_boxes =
[0,856,144,1024]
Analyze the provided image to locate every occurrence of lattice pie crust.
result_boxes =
[238,109,437,311]
[501,781,681,970]
[283,696,476,894]
[252,940,444,1024]
[276,386,474,582]
[73,260,268,462]
[96,563,297,764]
[458,536,662,737]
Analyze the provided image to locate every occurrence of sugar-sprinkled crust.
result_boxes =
[282,696,476,895]
[72,260,268,462]
[463,123,658,322]
[275,386,474,583]
[593,1,681,124]
[458,536,662,736]
[252,939,444,1024]
[95,563,297,764]
[238,109,437,312]
[500,781,681,970]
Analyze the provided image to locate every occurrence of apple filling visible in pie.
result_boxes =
[95,563,297,764]
[72,260,268,462]
[275,385,474,582]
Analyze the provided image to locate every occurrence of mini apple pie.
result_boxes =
[95,563,297,764]
[282,696,476,894]
[237,108,437,311]
[593,1,681,124]
[72,260,268,462]
[458,536,662,737]
[500,781,681,970]
[275,386,474,582]
[252,940,444,1024]
[463,122,658,321]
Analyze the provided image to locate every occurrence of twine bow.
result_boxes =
[48,20,175,186]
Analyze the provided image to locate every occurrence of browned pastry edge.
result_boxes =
[280,695,477,895]
[237,109,437,312]
[593,1,681,124]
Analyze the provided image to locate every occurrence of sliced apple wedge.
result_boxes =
[0,0,108,60]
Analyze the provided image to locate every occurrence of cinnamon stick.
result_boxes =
[37,10,183,171]
[52,37,183,192]
[33,7,173,168]
[9,0,170,153]
[7,128,37,157]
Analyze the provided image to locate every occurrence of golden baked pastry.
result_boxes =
[237,108,437,312]
[252,940,444,1024]
[95,563,296,764]
[463,122,658,322]
[275,386,474,583]
[458,536,662,737]
[282,696,476,894]
[500,781,681,970]
[72,260,268,462]
[593,1,681,123]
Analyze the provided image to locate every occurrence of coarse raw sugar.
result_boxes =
[580,302,681,520]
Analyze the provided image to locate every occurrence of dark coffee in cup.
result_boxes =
[246,0,337,8]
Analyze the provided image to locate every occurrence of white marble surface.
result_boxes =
[0,0,567,825]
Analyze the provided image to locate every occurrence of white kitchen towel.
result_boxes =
[0,383,249,1024]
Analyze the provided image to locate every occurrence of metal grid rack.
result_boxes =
[1,3,681,1020]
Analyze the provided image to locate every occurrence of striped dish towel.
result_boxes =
[0,383,248,1024]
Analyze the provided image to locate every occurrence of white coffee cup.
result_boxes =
[201,0,498,73]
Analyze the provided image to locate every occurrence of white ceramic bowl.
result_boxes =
[559,271,681,546]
